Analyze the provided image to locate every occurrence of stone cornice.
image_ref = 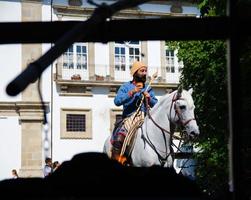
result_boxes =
[55,78,178,89]
[21,0,43,4]
[0,101,50,113]
[53,4,197,18]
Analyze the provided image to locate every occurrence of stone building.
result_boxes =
[0,0,200,179]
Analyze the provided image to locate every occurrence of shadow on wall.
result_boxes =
[0,152,210,200]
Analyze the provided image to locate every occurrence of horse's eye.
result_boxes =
[179,105,186,110]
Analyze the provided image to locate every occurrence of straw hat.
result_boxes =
[130,61,147,76]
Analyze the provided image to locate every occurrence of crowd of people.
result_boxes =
[43,157,61,177]
[11,158,60,179]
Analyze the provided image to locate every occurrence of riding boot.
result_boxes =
[111,134,126,164]
[111,146,121,161]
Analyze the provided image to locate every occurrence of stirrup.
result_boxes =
[118,155,127,165]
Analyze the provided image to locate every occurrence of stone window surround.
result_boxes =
[60,108,92,139]
[110,108,122,133]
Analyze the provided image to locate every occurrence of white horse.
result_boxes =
[103,88,200,167]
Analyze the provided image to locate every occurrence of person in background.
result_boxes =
[43,157,53,177]
[52,161,60,172]
[12,169,19,179]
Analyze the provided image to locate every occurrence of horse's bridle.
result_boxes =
[171,92,196,127]
[142,92,196,167]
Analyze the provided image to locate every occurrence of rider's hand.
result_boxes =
[143,91,150,98]
[131,82,143,95]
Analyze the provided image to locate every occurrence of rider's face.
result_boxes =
[137,67,147,76]
[134,67,147,82]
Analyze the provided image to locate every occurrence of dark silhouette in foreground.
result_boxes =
[0,152,209,200]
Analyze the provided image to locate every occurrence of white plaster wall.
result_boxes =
[0,1,22,101]
[52,85,116,163]
[0,1,21,22]
[95,43,109,76]
[42,2,59,22]
[0,116,21,181]
[147,41,161,78]
[41,4,61,159]
[0,44,22,101]
[42,2,60,103]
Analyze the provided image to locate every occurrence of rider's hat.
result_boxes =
[130,61,147,76]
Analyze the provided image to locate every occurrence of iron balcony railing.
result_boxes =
[56,63,181,84]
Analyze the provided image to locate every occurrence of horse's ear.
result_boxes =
[188,88,193,95]
[177,85,183,97]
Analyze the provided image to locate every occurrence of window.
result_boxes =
[129,45,140,69]
[61,108,92,139]
[165,47,182,84]
[166,49,175,73]
[63,45,74,69]
[110,109,123,133]
[76,45,87,70]
[115,114,123,123]
[115,46,125,71]
[178,60,184,72]
[66,114,86,132]
[63,43,87,70]
[114,41,141,81]
[114,41,141,68]
[61,43,88,80]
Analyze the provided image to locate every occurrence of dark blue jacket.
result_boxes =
[114,81,158,118]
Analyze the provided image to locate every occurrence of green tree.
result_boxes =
[171,40,229,198]
[198,0,226,16]
[166,2,229,198]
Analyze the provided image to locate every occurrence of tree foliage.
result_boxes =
[165,1,230,198]
[198,0,227,16]
[170,40,229,198]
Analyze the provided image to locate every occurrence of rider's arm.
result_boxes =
[114,84,134,106]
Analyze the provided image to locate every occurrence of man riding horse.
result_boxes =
[111,61,158,163]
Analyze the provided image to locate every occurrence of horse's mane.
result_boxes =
[150,89,194,114]
[149,91,174,114]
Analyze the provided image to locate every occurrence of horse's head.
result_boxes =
[171,87,200,138]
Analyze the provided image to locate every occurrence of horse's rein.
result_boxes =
[144,93,194,166]
[144,97,177,167]
[146,94,181,140]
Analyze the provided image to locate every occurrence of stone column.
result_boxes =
[17,102,49,178]
[141,41,148,65]
[88,43,95,79]
[160,40,166,82]
[21,1,42,101]
[19,1,46,177]
[109,42,115,80]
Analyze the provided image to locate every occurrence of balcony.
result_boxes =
[55,63,180,96]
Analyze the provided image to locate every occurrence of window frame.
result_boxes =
[60,108,92,139]
[62,43,88,70]
[110,108,123,133]
[114,41,141,72]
